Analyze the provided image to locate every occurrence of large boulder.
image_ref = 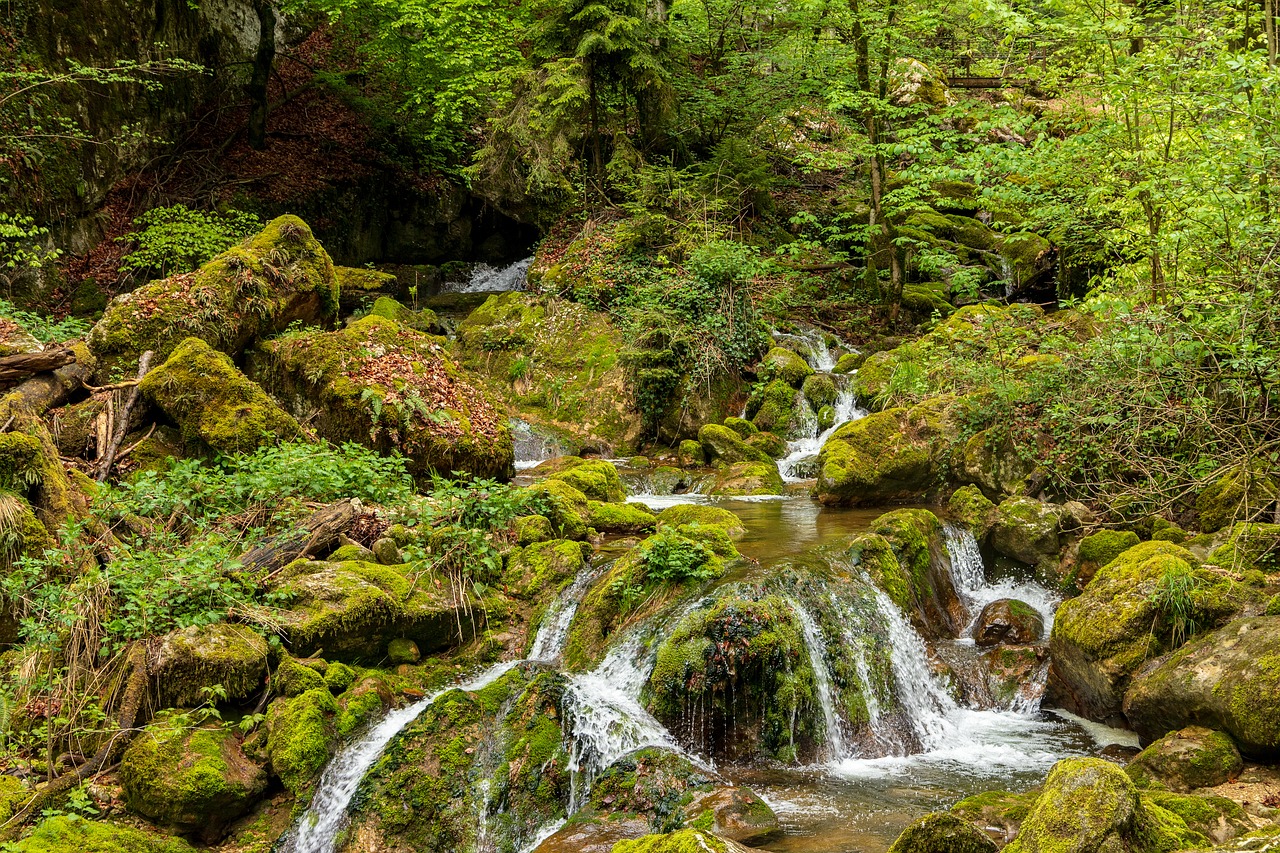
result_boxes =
[89,215,339,376]
[815,408,936,505]
[760,346,813,387]
[709,461,784,496]
[988,497,1069,567]
[139,337,302,455]
[5,815,197,853]
[887,812,997,853]
[1003,757,1202,853]
[530,456,626,502]
[270,558,478,660]
[1075,530,1142,587]
[120,720,267,842]
[1125,726,1244,792]
[656,505,746,539]
[699,424,773,466]
[265,687,339,793]
[960,429,1035,499]
[503,539,585,600]
[252,314,513,480]
[1122,617,1280,759]
[749,379,808,439]
[1195,464,1278,534]
[864,509,966,637]
[147,623,270,709]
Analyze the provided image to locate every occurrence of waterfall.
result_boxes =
[443,257,533,293]
[789,599,848,761]
[529,562,604,663]
[777,384,866,482]
[510,419,569,472]
[869,587,958,750]
[941,523,1060,635]
[773,328,838,372]
[280,660,520,853]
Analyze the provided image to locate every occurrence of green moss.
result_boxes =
[388,638,421,664]
[525,480,592,540]
[1141,791,1247,839]
[886,812,997,853]
[273,655,326,697]
[749,379,801,436]
[324,662,357,693]
[723,416,758,438]
[0,775,27,824]
[504,539,585,599]
[1126,726,1243,792]
[1208,522,1280,573]
[120,719,267,837]
[266,687,339,793]
[545,459,627,503]
[948,485,995,534]
[834,352,865,373]
[656,506,745,538]
[6,816,198,853]
[1196,465,1278,534]
[802,373,837,411]
[679,439,704,465]
[0,432,43,493]
[761,346,814,387]
[950,789,1037,825]
[336,678,390,737]
[699,423,773,466]
[711,461,784,496]
[150,623,270,709]
[515,514,556,545]
[1078,530,1142,573]
[588,501,657,535]
[370,296,441,333]
[815,408,934,505]
[612,828,732,853]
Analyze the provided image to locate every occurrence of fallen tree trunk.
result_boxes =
[239,499,360,574]
[0,347,75,384]
[2,356,92,418]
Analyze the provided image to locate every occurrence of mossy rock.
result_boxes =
[525,479,593,540]
[504,539,586,599]
[748,379,806,438]
[370,295,443,334]
[532,457,626,503]
[588,500,657,535]
[272,655,326,697]
[865,508,965,636]
[679,439,705,466]
[148,623,270,709]
[1123,616,1280,759]
[0,409,91,529]
[266,687,340,793]
[1139,791,1250,843]
[515,514,556,545]
[647,592,820,762]
[801,373,837,411]
[722,416,758,438]
[252,315,513,480]
[1077,530,1142,586]
[948,485,996,537]
[612,829,750,853]
[387,638,421,664]
[850,350,895,407]
[974,598,1044,647]
[834,352,865,374]
[270,558,477,660]
[814,408,935,506]
[1125,726,1243,792]
[1196,466,1279,534]
[656,505,746,539]
[961,429,1034,499]
[120,720,267,841]
[324,661,357,693]
[1003,757,1205,853]
[709,461,783,496]
[699,424,773,466]
[887,812,997,853]
[760,346,813,387]
[335,265,399,304]
[949,789,1038,841]
[5,816,198,853]
[989,497,1069,567]
[900,282,955,317]
[1207,522,1280,573]
[89,215,339,376]
[140,337,302,455]
[746,431,788,459]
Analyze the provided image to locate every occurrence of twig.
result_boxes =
[116,424,157,462]
[81,379,141,393]
[97,351,153,482]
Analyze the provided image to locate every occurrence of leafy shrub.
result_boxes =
[0,298,89,343]
[637,528,718,583]
[118,205,262,279]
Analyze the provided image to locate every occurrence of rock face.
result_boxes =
[699,424,773,466]
[960,429,1034,499]
[863,509,966,637]
[1123,617,1280,759]
[90,216,339,375]
[975,599,1044,647]
[139,337,302,455]
[120,721,267,842]
[988,497,1069,566]
[815,408,936,505]
[887,812,998,853]
[1003,758,1202,853]
[147,624,270,709]
[253,314,513,480]
[1125,726,1244,792]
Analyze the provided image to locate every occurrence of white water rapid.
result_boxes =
[771,327,867,482]
[443,257,533,293]
[791,599,849,760]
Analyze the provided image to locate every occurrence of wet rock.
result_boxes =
[148,623,269,709]
[975,599,1044,647]
[1123,617,1280,759]
[709,460,783,496]
[610,829,755,852]
[525,479,593,540]
[504,539,586,599]
[949,789,1038,845]
[834,352,865,373]
[699,423,773,466]
[89,215,339,376]
[887,812,997,853]
[271,655,326,697]
[863,508,966,637]
[371,537,403,565]
[1125,726,1243,792]
[760,346,814,387]
[252,314,513,480]
[948,485,996,537]
[988,497,1068,567]
[748,379,808,439]
[532,456,627,502]
[802,373,837,411]
[265,687,339,793]
[1002,757,1205,853]
[685,786,779,845]
[746,430,788,459]
[120,720,267,842]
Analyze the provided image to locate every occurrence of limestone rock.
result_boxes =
[1125,726,1243,792]
[975,599,1044,647]
[148,624,269,709]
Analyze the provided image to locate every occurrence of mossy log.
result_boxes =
[239,499,359,574]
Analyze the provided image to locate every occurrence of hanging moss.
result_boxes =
[266,687,340,794]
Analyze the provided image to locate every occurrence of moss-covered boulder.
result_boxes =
[270,558,478,660]
[89,215,339,375]
[1206,522,1280,573]
[504,539,585,599]
[699,423,773,466]
[139,337,302,455]
[252,314,513,480]
[526,479,593,540]
[370,295,443,334]
[1122,616,1280,758]
[148,623,270,709]
[612,829,753,853]
[1196,465,1278,534]
[974,599,1044,647]
[834,352,864,373]
[1003,757,1204,853]
[532,457,627,502]
[656,505,746,539]
[960,429,1035,499]
[747,430,788,459]
[948,485,996,537]
[5,816,198,853]
[457,291,641,451]
[1047,541,1242,725]
[802,373,838,411]
[678,439,704,466]
[335,265,399,310]
[709,461,784,496]
[722,416,758,438]
[588,501,657,535]
[815,408,936,505]
[748,379,806,438]
[864,509,966,636]
[120,720,267,841]
[887,812,998,853]
[266,687,339,793]
[0,407,91,529]
[761,346,814,387]
[1077,530,1142,586]
[988,497,1069,567]
[1125,726,1243,792]
[647,592,820,762]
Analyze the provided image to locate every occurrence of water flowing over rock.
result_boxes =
[442,257,533,293]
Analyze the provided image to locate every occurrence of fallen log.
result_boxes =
[240,498,361,574]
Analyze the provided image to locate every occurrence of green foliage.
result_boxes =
[0,213,59,277]
[636,527,718,583]
[0,298,89,343]
[1149,564,1204,648]
[118,205,262,280]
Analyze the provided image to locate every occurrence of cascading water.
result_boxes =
[773,328,839,372]
[942,524,1059,634]
[528,562,605,662]
[777,384,866,482]
[790,599,849,761]
[443,257,533,293]
[510,419,570,472]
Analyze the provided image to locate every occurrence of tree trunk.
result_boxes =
[247,0,276,151]
[239,499,360,573]
[1139,189,1166,300]
[1267,0,1278,66]
[588,63,604,180]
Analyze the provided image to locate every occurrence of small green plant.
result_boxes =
[0,298,89,343]
[1150,565,1204,648]
[637,528,717,583]
[118,205,262,279]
